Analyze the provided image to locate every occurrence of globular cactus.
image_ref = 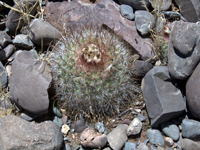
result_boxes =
[46,24,140,119]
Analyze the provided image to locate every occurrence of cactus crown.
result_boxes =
[47,24,140,119]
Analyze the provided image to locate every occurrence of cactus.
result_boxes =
[46,24,140,119]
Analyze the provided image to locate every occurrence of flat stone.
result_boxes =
[182,119,200,140]
[137,143,148,150]
[0,61,7,88]
[0,44,16,61]
[141,66,186,126]
[72,119,88,133]
[12,34,34,49]
[44,0,155,60]
[80,128,107,148]
[124,142,137,150]
[107,124,128,150]
[0,115,63,150]
[0,31,11,48]
[6,0,38,34]
[161,121,180,141]
[181,138,200,150]
[120,4,134,20]
[174,0,200,22]
[135,10,155,36]
[186,62,200,119]
[146,129,165,147]
[9,51,52,114]
[168,21,200,79]
[28,18,62,46]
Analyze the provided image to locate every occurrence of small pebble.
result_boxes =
[61,124,70,135]
[53,116,62,127]
[53,107,62,118]
[95,121,106,134]
[64,137,71,142]
[138,113,147,122]
[164,137,174,147]
[64,143,70,150]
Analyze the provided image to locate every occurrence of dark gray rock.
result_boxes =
[146,129,165,147]
[168,21,200,79]
[107,124,128,150]
[0,61,7,88]
[64,143,71,150]
[9,51,52,114]
[138,113,147,122]
[53,116,62,127]
[118,0,150,10]
[127,118,142,136]
[174,0,200,22]
[135,10,155,36]
[0,115,63,150]
[120,4,134,20]
[141,66,186,126]
[182,119,200,140]
[0,44,16,61]
[6,0,38,34]
[72,120,88,133]
[151,0,172,11]
[130,60,153,78]
[12,34,34,49]
[124,142,137,150]
[186,62,200,119]
[28,18,62,46]
[0,31,11,48]
[181,138,200,150]
[161,121,180,141]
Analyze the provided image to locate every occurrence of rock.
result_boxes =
[107,124,128,150]
[0,44,16,61]
[135,10,155,36]
[72,119,88,133]
[120,4,135,20]
[157,146,165,150]
[64,143,71,150]
[80,128,107,148]
[20,111,42,121]
[141,66,186,126]
[182,119,200,140]
[146,129,165,147]
[155,17,163,33]
[6,0,39,34]
[124,142,137,150]
[12,34,34,49]
[0,115,63,150]
[9,51,52,114]
[151,0,172,11]
[0,31,12,48]
[186,62,200,119]
[0,61,7,88]
[123,119,131,125]
[130,60,153,78]
[168,21,200,79]
[53,116,62,127]
[137,143,148,150]
[174,0,200,22]
[53,107,62,118]
[161,121,180,141]
[61,115,68,124]
[164,137,174,147]
[118,0,150,10]
[138,113,147,122]
[127,118,142,136]
[95,121,106,134]
[181,138,200,150]
[61,124,70,135]
[44,0,155,60]
[28,18,62,46]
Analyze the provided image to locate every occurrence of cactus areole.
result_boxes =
[47,24,140,119]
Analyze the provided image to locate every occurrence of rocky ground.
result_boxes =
[0,0,200,150]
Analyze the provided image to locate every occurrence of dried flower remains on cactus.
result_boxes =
[46,24,140,119]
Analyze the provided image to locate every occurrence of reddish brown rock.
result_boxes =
[44,0,154,60]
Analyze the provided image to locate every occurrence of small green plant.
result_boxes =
[46,24,140,119]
